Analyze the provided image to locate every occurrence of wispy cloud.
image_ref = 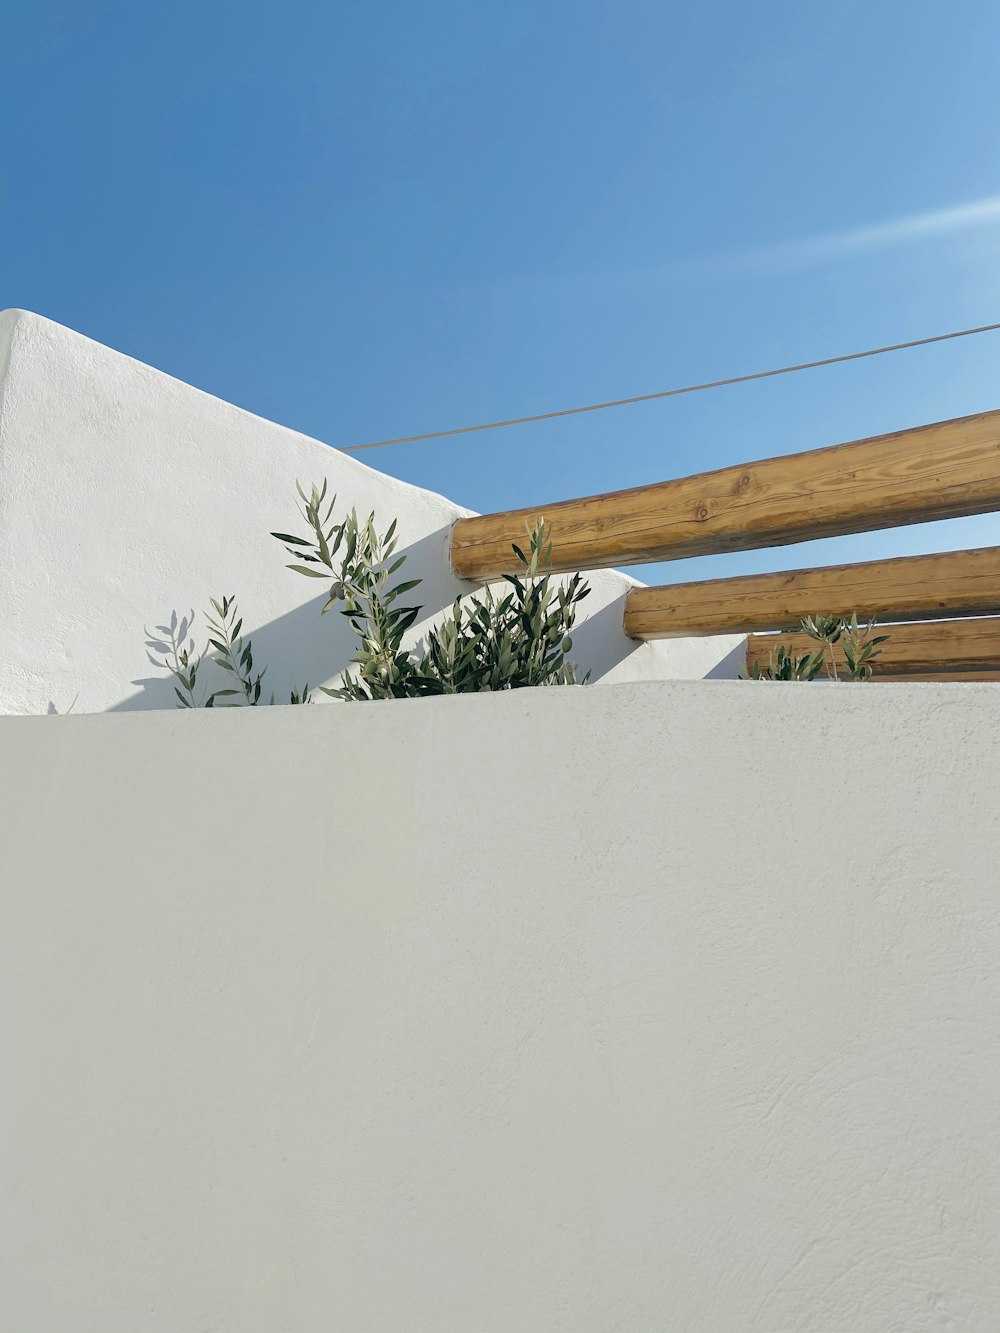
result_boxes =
[470,193,1000,302]
[733,193,1000,275]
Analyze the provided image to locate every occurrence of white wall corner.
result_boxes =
[0,311,741,715]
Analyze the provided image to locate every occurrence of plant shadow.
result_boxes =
[109,526,468,711]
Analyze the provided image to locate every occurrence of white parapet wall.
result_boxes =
[0,309,742,715]
[2,680,999,1331]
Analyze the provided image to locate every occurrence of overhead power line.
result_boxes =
[339,320,1000,454]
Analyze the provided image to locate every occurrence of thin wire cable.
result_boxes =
[339,320,1000,454]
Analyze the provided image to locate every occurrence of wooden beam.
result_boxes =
[746,617,1000,677]
[450,408,1000,579]
[623,546,1000,639]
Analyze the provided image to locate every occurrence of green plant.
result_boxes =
[742,613,889,682]
[273,484,429,699]
[273,482,590,699]
[150,483,590,708]
[801,612,889,682]
[837,612,890,682]
[411,521,590,695]
[743,641,827,681]
[148,598,310,707]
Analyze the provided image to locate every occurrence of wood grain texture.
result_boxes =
[746,617,1000,677]
[623,546,1000,639]
[450,409,1000,579]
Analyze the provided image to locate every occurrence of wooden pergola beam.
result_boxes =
[450,409,1000,579]
[623,546,1000,639]
[746,616,1000,677]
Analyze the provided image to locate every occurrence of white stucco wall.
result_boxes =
[2,680,999,1330]
[0,309,741,715]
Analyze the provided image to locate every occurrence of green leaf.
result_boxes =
[286,564,331,578]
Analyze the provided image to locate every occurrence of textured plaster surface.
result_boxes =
[1,680,998,1330]
[0,309,741,715]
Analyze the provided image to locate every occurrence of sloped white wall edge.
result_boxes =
[0,310,742,713]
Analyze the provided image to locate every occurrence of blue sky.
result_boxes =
[4,1,1000,584]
